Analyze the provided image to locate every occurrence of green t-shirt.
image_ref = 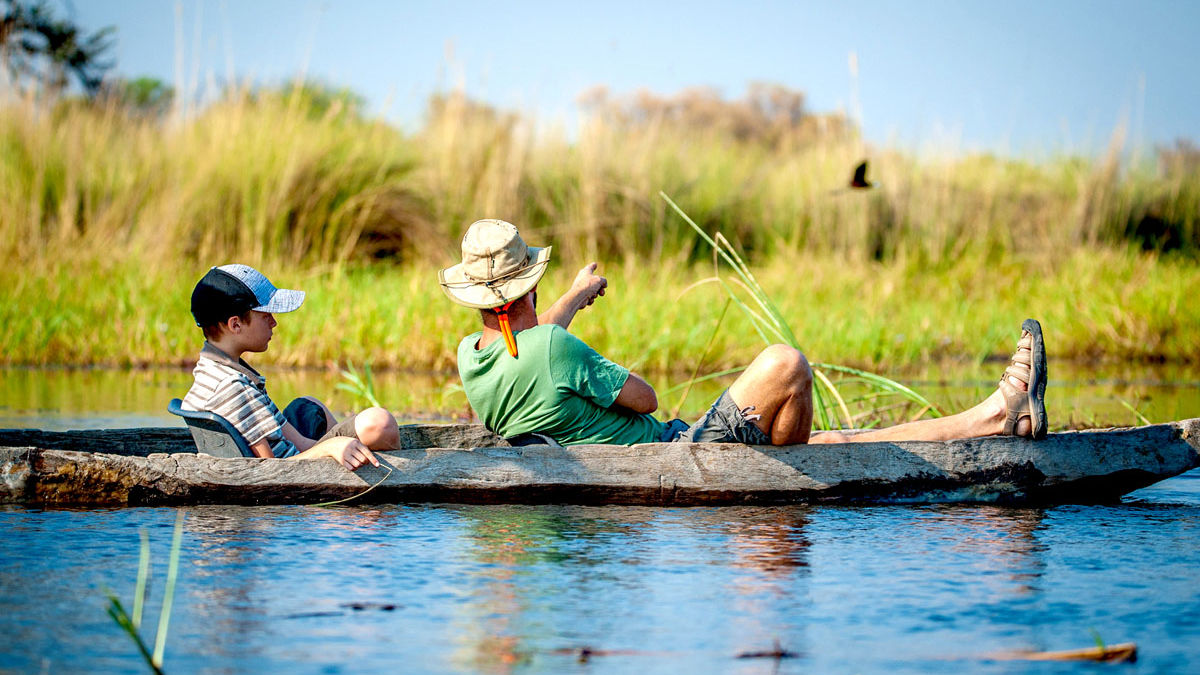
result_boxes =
[457,324,666,445]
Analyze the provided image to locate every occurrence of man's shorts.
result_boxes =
[282,398,359,443]
[659,389,771,445]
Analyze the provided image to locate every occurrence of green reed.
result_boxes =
[662,192,942,429]
[105,510,184,674]
[336,361,382,409]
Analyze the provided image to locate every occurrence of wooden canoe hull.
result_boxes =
[1,420,1197,506]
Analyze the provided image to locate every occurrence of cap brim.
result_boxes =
[439,246,551,309]
[254,288,305,314]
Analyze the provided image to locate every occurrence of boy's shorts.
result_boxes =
[282,398,359,443]
[658,389,771,445]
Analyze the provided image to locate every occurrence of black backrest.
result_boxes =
[167,398,254,458]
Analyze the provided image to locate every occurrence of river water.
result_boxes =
[2,366,1199,673]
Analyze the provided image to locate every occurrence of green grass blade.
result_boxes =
[152,511,185,668]
[132,529,149,629]
[671,297,732,420]
[813,368,854,428]
[106,594,162,675]
[661,367,748,396]
[812,362,944,417]
[1118,398,1152,426]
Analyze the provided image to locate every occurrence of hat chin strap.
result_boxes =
[495,301,518,357]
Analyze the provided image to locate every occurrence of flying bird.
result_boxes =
[849,160,873,189]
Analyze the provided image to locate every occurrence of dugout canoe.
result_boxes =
[1,419,1197,507]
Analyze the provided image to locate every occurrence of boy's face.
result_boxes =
[238,310,276,352]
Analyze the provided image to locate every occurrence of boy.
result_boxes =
[183,264,398,470]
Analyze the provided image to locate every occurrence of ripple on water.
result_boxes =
[2,493,1200,674]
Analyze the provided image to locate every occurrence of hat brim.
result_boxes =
[439,246,551,309]
[254,288,306,314]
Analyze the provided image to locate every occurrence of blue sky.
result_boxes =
[70,0,1200,157]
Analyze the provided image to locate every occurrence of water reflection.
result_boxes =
[3,361,1198,430]
[4,497,1200,673]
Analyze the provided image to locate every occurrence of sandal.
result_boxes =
[999,319,1048,439]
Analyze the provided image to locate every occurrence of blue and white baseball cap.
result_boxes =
[190,264,306,326]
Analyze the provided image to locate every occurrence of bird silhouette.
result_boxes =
[849,160,873,189]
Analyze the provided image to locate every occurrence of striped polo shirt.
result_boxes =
[181,342,298,458]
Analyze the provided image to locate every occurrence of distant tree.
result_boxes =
[0,0,114,96]
[278,80,366,120]
[100,76,174,115]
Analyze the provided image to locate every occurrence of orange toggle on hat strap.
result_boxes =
[495,301,518,357]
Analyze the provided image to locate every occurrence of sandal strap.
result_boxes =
[998,377,1031,436]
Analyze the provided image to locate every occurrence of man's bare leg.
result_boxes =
[812,323,1042,443]
[728,323,1042,445]
[726,344,815,445]
[809,388,1026,444]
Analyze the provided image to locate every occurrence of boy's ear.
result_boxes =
[224,315,243,333]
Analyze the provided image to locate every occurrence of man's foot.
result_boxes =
[997,319,1048,439]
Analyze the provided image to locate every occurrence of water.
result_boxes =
[2,366,1198,673]
[1,362,1198,430]
[3,482,1200,673]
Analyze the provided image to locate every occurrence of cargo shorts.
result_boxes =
[659,389,772,445]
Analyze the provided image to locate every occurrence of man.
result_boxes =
[183,264,398,469]
[440,219,1047,446]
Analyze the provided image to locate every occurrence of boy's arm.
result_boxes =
[250,434,378,470]
[538,263,607,330]
[249,438,275,459]
[280,422,317,452]
[291,436,380,471]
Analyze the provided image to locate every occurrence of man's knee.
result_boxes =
[355,407,399,450]
[756,344,812,390]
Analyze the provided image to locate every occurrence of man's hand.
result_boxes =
[328,438,380,471]
[571,263,607,310]
[539,263,608,329]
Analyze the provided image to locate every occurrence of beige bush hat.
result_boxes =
[439,219,552,309]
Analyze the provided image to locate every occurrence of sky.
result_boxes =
[66,0,1200,157]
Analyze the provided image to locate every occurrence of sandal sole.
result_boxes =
[1021,318,1048,439]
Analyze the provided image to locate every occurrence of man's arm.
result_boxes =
[613,371,658,414]
[538,263,607,330]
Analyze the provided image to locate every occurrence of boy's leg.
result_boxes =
[319,406,400,450]
[354,407,400,450]
[282,397,335,440]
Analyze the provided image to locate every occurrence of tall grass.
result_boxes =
[3,248,1196,369]
[2,86,1198,371]
[4,87,1198,269]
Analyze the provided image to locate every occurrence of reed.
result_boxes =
[661,192,941,429]
[2,86,1197,375]
[104,510,185,674]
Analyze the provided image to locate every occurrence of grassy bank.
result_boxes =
[4,87,1199,269]
[2,247,1195,370]
[2,89,1197,372]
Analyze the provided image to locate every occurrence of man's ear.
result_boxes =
[224,315,243,333]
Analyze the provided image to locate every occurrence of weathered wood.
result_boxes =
[2,419,1197,506]
[0,424,505,457]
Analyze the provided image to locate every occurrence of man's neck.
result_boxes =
[478,312,538,349]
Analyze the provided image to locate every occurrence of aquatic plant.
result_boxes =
[104,510,184,674]
[336,361,383,409]
[1118,398,1153,426]
[661,192,941,429]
